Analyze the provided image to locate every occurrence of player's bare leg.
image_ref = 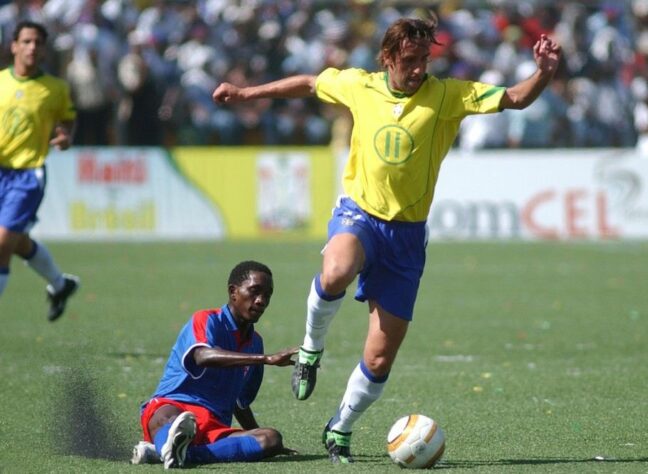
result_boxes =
[0,227,21,296]
[324,302,409,463]
[292,233,365,400]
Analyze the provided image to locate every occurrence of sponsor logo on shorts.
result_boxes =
[340,210,363,227]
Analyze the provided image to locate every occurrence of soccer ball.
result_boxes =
[387,414,445,469]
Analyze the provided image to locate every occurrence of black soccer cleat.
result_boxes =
[322,420,354,464]
[46,274,80,322]
[291,347,323,400]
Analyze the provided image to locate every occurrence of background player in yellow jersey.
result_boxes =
[213,15,561,463]
[0,21,79,321]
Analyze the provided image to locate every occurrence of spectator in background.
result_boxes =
[67,45,113,145]
[1,0,646,148]
[506,60,568,148]
[632,77,648,154]
[117,32,162,146]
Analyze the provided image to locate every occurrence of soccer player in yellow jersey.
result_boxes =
[213,16,561,463]
[0,21,79,321]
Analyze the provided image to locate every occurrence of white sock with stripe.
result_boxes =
[302,274,345,352]
[329,361,388,433]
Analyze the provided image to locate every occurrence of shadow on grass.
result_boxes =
[49,365,129,461]
[263,453,386,463]
[438,457,648,469]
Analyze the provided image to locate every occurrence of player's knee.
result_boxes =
[320,266,355,294]
[148,404,184,437]
[254,428,284,453]
[363,355,392,377]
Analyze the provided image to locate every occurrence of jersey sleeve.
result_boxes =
[179,309,218,378]
[441,79,505,120]
[315,67,363,107]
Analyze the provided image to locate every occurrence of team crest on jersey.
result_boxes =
[392,103,404,118]
[15,90,24,99]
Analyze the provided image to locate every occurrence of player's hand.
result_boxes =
[49,126,72,150]
[265,346,299,366]
[212,82,244,104]
[278,446,299,456]
[533,34,561,76]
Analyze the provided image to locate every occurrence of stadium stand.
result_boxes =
[1,0,646,149]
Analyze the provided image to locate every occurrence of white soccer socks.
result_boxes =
[24,240,65,291]
[302,274,344,352]
[329,360,388,433]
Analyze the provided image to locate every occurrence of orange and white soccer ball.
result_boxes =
[387,414,445,469]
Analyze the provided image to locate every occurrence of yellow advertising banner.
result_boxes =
[171,147,336,239]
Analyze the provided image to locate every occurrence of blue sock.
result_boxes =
[187,436,263,463]
[153,423,172,456]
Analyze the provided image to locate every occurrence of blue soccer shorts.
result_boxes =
[327,196,427,321]
[0,166,46,233]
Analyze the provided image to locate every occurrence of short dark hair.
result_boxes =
[377,16,442,68]
[13,20,48,43]
[228,261,272,286]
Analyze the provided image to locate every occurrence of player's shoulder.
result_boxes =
[319,67,375,83]
[435,76,470,87]
[193,307,223,319]
[37,71,69,89]
[431,76,487,98]
[191,307,225,326]
[0,67,11,82]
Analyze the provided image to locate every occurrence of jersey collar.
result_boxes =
[383,71,427,98]
[221,304,254,340]
[9,65,44,81]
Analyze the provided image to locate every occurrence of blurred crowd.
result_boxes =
[1,0,647,151]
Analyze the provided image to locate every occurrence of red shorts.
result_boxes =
[140,397,241,445]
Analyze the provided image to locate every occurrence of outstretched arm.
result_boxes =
[212,75,317,104]
[499,35,562,110]
[193,345,298,368]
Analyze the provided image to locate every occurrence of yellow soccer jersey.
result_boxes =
[316,67,505,221]
[0,67,76,169]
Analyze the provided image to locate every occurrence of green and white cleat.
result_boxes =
[322,420,354,464]
[291,347,323,400]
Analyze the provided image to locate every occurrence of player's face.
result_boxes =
[11,27,46,76]
[385,39,431,95]
[228,271,274,325]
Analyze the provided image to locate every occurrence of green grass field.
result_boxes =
[0,241,647,473]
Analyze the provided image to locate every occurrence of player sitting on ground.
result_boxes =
[131,260,298,468]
